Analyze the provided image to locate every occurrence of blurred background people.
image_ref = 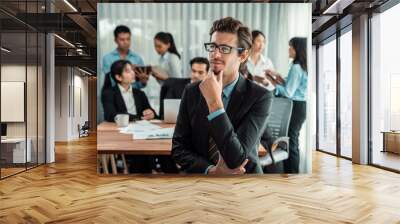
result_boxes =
[151,32,183,82]
[264,37,308,173]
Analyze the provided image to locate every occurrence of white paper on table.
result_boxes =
[119,120,162,134]
[149,119,163,124]
[133,127,175,140]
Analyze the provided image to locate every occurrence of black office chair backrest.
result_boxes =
[82,121,90,130]
[266,97,293,138]
[159,78,191,119]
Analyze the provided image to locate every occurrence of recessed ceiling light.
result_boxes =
[54,34,75,48]
[322,0,354,15]
[63,0,78,12]
[78,67,92,76]
[1,47,11,53]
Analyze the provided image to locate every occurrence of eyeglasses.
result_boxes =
[204,42,244,54]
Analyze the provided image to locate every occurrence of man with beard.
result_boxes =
[171,17,272,174]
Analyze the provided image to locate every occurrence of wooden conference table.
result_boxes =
[97,120,267,174]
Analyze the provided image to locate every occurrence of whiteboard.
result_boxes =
[1,82,25,122]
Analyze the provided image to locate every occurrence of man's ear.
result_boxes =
[239,49,250,63]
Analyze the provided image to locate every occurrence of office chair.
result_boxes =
[78,121,90,138]
[159,78,190,119]
[259,97,293,170]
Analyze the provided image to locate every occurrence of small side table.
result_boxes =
[381,131,400,154]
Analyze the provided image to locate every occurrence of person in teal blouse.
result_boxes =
[265,37,308,173]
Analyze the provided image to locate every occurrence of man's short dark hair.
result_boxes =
[209,17,252,52]
[114,25,131,38]
[190,57,210,72]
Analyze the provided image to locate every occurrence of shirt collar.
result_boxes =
[259,54,266,63]
[118,83,132,93]
[222,73,239,99]
[113,49,134,58]
[248,54,266,65]
[161,51,170,60]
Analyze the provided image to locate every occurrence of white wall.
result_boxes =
[1,65,39,137]
[72,73,89,138]
[1,65,27,141]
[54,67,89,141]
[1,64,46,164]
[55,66,68,141]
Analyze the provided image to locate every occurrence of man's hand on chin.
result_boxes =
[199,70,224,113]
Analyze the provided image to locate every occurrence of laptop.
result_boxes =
[163,99,181,123]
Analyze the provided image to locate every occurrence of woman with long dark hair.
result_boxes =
[265,37,308,173]
[151,32,182,81]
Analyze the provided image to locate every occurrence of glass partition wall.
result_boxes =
[317,35,337,155]
[370,3,400,171]
[0,1,46,179]
[316,26,353,159]
[316,1,400,172]
[339,27,353,159]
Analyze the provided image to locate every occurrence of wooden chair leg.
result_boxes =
[97,155,101,174]
[110,154,117,174]
[101,154,109,174]
[121,154,129,174]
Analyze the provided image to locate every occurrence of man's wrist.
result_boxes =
[207,98,223,113]
[206,165,216,174]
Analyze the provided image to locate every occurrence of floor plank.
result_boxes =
[0,135,400,223]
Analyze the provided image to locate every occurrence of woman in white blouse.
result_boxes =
[246,30,275,89]
[151,32,182,81]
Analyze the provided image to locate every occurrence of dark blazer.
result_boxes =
[171,74,273,174]
[159,78,191,119]
[101,85,156,122]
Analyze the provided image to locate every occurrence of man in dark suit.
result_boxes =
[159,57,210,119]
[189,57,210,83]
[154,57,211,173]
[171,17,272,174]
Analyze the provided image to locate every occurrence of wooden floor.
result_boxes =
[0,167,26,177]
[372,151,400,171]
[1,135,400,223]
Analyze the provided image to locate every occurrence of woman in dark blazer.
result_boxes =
[101,59,156,173]
[101,59,156,122]
[101,60,179,173]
